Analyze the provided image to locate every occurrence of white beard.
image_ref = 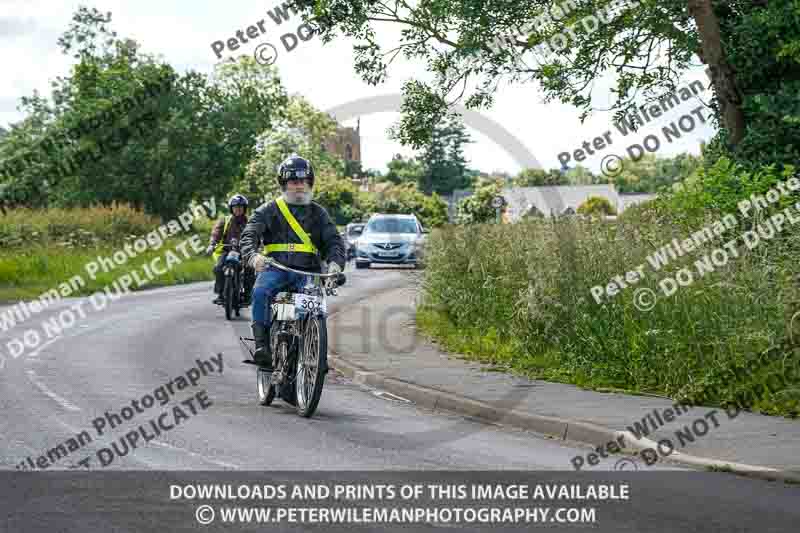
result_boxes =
[281,190,313,205]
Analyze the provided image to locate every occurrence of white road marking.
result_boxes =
[26,336,62,359]
[371,390,412,403]
[149,441,239,469]
[25,370,81,412]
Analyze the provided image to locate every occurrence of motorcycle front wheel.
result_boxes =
[224,272,235,320]
[295,314,328,418]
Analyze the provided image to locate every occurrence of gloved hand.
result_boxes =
[205,244,215,256]
[250,253,269,272]
[325,262,342,289]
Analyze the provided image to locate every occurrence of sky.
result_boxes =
[0,0,717,176]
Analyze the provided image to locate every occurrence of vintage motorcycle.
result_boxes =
[240,258,345,418]
[217,240,246,320]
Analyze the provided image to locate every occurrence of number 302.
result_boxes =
[301,299,320,310]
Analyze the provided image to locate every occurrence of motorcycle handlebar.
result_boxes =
[265,258,346,285]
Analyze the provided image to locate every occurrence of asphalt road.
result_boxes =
[1,264,798,532]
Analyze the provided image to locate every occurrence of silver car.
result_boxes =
[343,223,365,260]
[354,214,427,269]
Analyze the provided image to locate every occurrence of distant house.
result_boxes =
[501,185,623,222]
[444,185,658,224]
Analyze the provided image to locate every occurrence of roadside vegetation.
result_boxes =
[0,205,213,302]
[420,159,800,417]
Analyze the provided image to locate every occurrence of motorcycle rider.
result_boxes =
[206,194,255,305]
[240,154,346,368]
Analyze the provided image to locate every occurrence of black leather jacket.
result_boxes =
[240,199,346,274]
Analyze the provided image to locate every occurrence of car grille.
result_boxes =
[373,242,403,250]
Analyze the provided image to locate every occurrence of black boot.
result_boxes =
[251,322,272,369]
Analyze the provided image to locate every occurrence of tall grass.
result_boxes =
[0,204,215,301]
[419,161,800,416]
[0,203,161,248]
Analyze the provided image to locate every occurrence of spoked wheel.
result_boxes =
[295,315,328,418]
[257,322,283,406]
[257,367,275,406]
[224,275,234,320]
[233,273,241,317]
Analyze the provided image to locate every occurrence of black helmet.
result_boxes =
[228,194,248,211]
[277,154,315,189]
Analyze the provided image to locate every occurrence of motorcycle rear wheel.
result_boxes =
[257,367,275,405]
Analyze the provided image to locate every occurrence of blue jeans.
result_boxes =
[251,268,310,328]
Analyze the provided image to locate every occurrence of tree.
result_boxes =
[372,182,449,228]
[243,94,340,200]
[291,0,800,170]
[608,153,704,193]
[512,168,567,187]
[0,7,288,220]
[565,166,597,186]
[343,159,363,179]
[687,0,745,145]
[419,115,471,195]
[577,196,617,217]
[455,176,503,224]
[313,171,362,224]
[384,154,425,186]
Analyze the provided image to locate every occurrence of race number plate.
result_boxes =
[294,293,326,314]
[273,302,295,321]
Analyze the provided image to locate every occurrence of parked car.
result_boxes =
[354,214,427,269]
[343,223,365,260]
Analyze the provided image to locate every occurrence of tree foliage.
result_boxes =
[242,94,342,202]
[418,115,472,195]
[512,168,568,187]
[384,154,425,186]
[0,6,287,220]
[291,0,800,172]
[577,196,617,216]
[455,177,503,224]
[370,182,449,228]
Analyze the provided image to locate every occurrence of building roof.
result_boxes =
[501,185,622,221]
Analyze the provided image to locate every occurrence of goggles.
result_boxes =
[285,168,310,180]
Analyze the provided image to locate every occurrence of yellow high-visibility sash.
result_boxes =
[212,216,232,261]
[263,197,319,255]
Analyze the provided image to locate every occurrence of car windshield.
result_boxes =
[366,218,418,234]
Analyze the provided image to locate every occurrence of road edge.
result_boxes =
[328,347,800,484]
